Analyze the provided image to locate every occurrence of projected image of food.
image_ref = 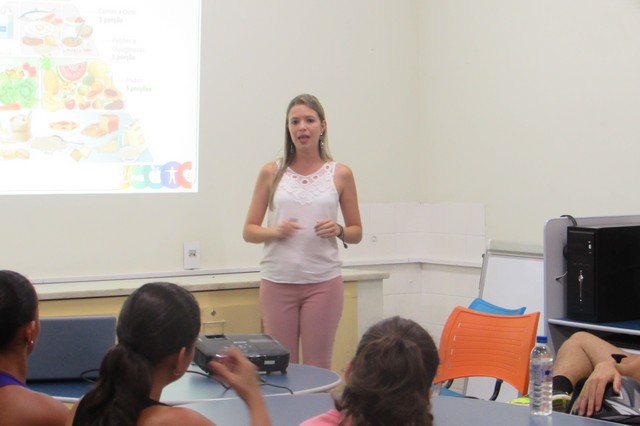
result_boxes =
[0,1,200,193]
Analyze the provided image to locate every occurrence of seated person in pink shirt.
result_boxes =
[301,316,439,426]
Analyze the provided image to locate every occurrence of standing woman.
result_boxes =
[243,94,362,369]
[0,270,69,426]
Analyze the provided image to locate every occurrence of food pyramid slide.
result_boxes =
[0,3,147,164]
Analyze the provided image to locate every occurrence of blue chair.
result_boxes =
[467,298,526,316]
[438,298,527,400]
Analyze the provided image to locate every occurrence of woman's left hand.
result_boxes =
[314,219,339,239]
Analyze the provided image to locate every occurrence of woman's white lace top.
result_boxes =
[261,161,342,284]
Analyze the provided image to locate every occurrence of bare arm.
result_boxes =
[573,361,620,417]
[208,348,272,426]
[617,355,640,381]
[243,162,301,244]
[562,332,635,416]
[335,163,362,244]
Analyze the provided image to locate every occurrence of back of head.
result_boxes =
[0,270,37,351]
[79,282,200,426]
[338,316,439,426]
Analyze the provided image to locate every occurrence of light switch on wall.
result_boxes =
[183,241,200,270]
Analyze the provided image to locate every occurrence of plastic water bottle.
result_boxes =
[529,335,553,415]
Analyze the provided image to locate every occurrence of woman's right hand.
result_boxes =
[207,347,261,400]
[274,219,302,240]
[207,348,271,426]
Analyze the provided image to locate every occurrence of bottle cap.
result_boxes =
[536,335,548,343]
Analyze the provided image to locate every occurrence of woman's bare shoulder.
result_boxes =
[139,405,215,426]
[334,162,353,175]
[333,162,356,183]
[255,161,278,179]
[0,387,68,426]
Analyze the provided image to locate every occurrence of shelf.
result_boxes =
[548,318,640,336]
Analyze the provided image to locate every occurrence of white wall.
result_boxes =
[345,201,486,345]
[419,0,640,246]
[3,0,422,280]
[6,0,640,344]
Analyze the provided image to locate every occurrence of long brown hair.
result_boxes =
[269,94,333,209]
[77,282,201,426]
[336,316,439,426]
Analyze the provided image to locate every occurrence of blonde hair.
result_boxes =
[269,94,333,209]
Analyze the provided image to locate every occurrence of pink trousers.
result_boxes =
[260,276,344,369]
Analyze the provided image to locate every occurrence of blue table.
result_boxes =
[28,363,341,405]
[186,393,335,425]
[184,395,619,426]
[431,396,618,426]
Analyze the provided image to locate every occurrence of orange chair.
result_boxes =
[434,306,540,400]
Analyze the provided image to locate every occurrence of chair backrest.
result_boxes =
[434,306,540,396]
[468,297,526,316]
[27,315,116,381]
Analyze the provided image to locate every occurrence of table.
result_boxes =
[28,363,341,405]
[186,393,335,425]
[431,396,618,426]
[184,395,619,426]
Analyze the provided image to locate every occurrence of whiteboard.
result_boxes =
[465,242,544,402]
[479,247,544,335]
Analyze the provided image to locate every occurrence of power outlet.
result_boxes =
[183,241,200,270]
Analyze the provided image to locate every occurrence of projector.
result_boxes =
[194,333,290,374]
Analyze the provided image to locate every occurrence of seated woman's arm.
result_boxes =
[208,347,272,426]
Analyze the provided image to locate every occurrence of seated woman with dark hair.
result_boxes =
[0,270,69,426]
[301,316,439,426]
[66,281,271,426]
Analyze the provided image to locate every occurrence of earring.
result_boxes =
[320,133,324,149]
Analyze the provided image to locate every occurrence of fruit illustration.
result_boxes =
[38,56,125,111]
[58,62,87,82]
[88,60,107,80]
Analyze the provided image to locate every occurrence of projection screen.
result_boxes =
[0,1,201,194]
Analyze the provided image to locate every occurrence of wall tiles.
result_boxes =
[420,264,481,297]
[344,232,399,261]
[402,232,427,259]
[466,203,486,236]
[366,203,396,234]
[465,235,487,260]
[395,202,428,233]
[346,202,486,337]
[422,233,468,260]
[420,292,474,326]
[381,263,422,296]
[422,203,471,234]
[383,293,425,319]
[354,202,486,262]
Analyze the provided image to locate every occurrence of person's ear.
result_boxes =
[24,320,37,353]
[172,346,189,378]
